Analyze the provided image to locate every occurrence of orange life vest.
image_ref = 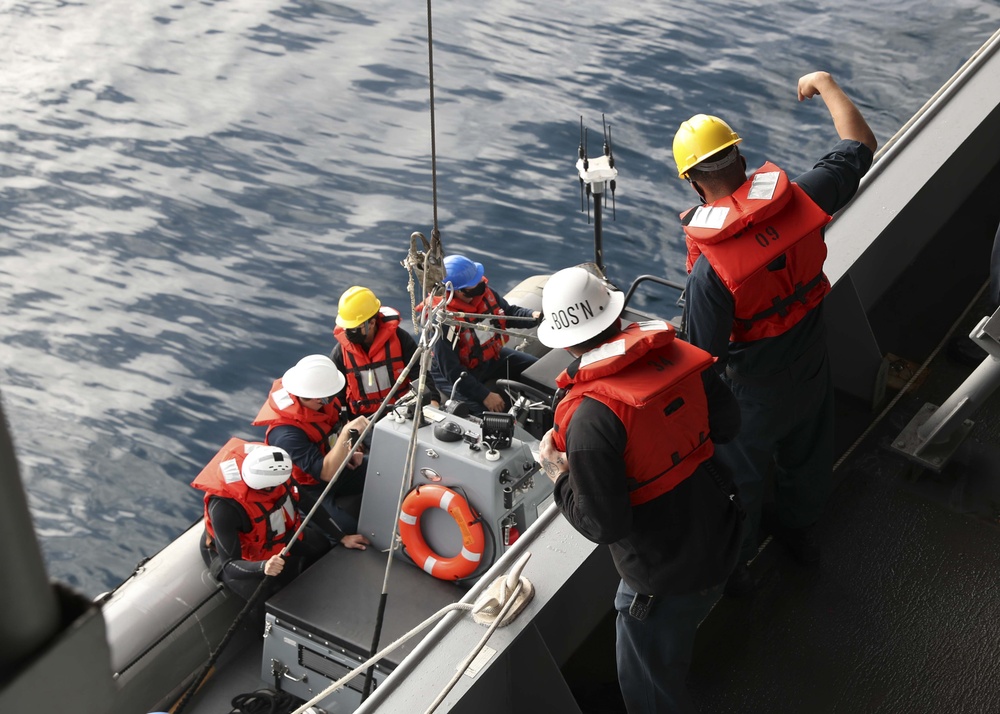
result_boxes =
[552,322,716,506]
[191,437,300,562]
[419,279,507,369]
[251,378,340,486]
[333,307,408,416]
[681,162,832,341]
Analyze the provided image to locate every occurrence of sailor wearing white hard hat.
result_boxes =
[537,266,743,714]
[252,355,370,551]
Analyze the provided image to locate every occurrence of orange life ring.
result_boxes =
[399,484,486,580]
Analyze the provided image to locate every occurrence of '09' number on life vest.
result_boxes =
[755,226,780,248]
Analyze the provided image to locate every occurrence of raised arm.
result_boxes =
[797,71,877,152]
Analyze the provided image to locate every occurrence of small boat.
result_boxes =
[4,24,1000,714]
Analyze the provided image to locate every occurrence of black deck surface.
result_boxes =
[686,289,1000,714]
[565,285,1000,714]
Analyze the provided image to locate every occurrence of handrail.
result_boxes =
[623,274,685,308]
[849,27,1000,199]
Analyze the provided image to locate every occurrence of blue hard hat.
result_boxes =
[443,254,485,290]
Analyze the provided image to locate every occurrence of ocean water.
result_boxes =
[1,0,998,596]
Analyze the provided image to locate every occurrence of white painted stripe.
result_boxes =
[439,490,454,510]
[400,512,418,526]
[423,556,438,575]
[461,547,482,563]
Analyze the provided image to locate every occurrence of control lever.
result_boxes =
[443,372,470,416]
[450,372,467,401]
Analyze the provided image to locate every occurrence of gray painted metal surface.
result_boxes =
[824,29,1000,406]
[358,405,552,561]
[0,400,60,672]
[353,506,619,714]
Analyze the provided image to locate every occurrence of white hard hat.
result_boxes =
[281,354,346,399]
[241,445,293,490]
[536,267,624,349]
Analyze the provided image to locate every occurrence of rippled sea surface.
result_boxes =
[2,0,999,596]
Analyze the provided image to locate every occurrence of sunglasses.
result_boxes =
[302,395,335,405]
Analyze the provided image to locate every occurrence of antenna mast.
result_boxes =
[576,115,618,275]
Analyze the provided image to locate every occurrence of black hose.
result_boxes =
[229,687,301,714]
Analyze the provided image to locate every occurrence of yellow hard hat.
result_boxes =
[336,286,381,329]
[672,114,742,178]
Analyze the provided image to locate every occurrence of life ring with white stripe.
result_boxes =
[399,484,486,580]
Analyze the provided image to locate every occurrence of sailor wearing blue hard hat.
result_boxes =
[443,254,486,290]
[419,254,541,415]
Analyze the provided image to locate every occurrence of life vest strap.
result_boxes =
[626,432,709,498]
[739,271,825,332]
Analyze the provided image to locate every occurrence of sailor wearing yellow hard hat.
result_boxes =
[330,285,437,420]
[674,71,877,596]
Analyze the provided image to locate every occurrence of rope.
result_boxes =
[434,312,540,342]
[832,279,990,472]
[403,231,444,333]
[421,580,525,714]
[407,251,420,330]
[405,0,446,327]
[440,311,539,323]
[172,580,270,714]
[424,0,439,235]
[360,308,442,698]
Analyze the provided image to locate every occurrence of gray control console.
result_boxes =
[358,405,552,578]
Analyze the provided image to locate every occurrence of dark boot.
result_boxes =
[778,523,821,565]
[947,335,987,368]
[723,562,758,598]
